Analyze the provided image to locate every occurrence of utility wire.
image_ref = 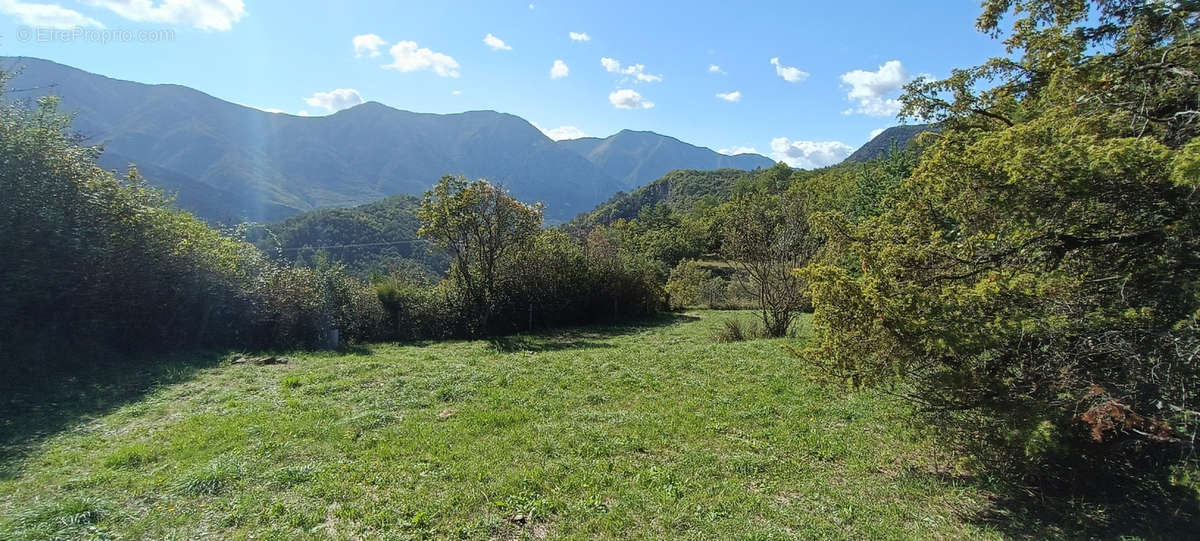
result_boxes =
[276,239,433,252]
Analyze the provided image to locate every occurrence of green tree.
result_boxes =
[721,191,817,337]
[417,175,543,333]
[801,0,1200,510]
[0,87,390,364]
[665,259,714,310]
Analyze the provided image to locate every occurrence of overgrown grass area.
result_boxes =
[1,311,1002,539]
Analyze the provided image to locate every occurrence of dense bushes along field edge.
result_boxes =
[0,91,663,374]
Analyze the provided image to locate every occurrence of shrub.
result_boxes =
[798,0,1200,507]
[0,92,390,369]
[695,276,729,309]
[388,205,667,339]
[665,259,712,310]
[710,318,759,343]
[719,190,816,336]
[375,277,464,340]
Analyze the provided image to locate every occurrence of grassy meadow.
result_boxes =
[2,312,1007,539]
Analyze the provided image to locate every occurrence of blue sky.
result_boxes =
[0,0,1008,168]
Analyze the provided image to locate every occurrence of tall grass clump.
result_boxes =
[711,318,760,343]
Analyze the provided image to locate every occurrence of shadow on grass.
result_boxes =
[0,312,705,479]
[488,312,702,351]
[977,475,1198,540]
[905,462,1200,539]
[582,311,702,335]
[0,350,226,479]
[488,335,616,353]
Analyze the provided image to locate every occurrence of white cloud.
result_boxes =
[540,125,586,140]
[352,34,387,58]
[609,89,653,110]
[843,60,908,100]
[569,31,590,41]
[718,146,758,156]
[852,98,901,117]
[868,127,886,140]
[770,137,854,169]
[550,59,568,79]
[483,33,511,51]
[840,60,908,116]
[633,70,662,83]
[0,0,103,28]
[770,57,809,84]
[83,0,246,31]
[600,57,661,83]
[528,3,534,9]
[303,88,364,113]
[383,41,460,77]
[452,90,462,95]
[709,64,724,74]
[716,91,741,102]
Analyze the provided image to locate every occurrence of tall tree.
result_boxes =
[801,0,1200,509]
[418,175,543,333]
[721,191,816,337]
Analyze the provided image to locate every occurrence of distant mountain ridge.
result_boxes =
[557,130,774,190]
[1,56,776,223]
[844,124,938,163]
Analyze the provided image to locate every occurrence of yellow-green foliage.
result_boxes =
[664,259,712,309]
[800,0,1200,487]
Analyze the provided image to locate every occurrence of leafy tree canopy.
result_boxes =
[802,0,1200,510]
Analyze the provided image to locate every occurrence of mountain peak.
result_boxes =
[844,123,939,163]
[353,100,392,110]
[3,55,774,223]
[557,129,774,190]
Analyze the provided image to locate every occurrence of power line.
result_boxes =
[277,239,433,252]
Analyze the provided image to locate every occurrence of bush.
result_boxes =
[0,93,389,371]
[375,277,465,340]
[710,318,760,343]
[0,82,664,369]
[695,276,729,308]
[448,229,664,336]
[798,1,1200,510]
[665,259,712,310]
[719,190,816,336]
[391,183,671,340]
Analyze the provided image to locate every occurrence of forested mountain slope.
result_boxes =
[558,130,774,190]
[843,124,937,163]
[248,195,446,278]
[2,56,777,223]
[568,168,754,228]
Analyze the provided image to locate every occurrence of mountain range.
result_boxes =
[1,56,775,223]
[844,124,937,162]
[557,131,773,190]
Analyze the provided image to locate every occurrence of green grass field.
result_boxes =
[0,311,1003,540]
